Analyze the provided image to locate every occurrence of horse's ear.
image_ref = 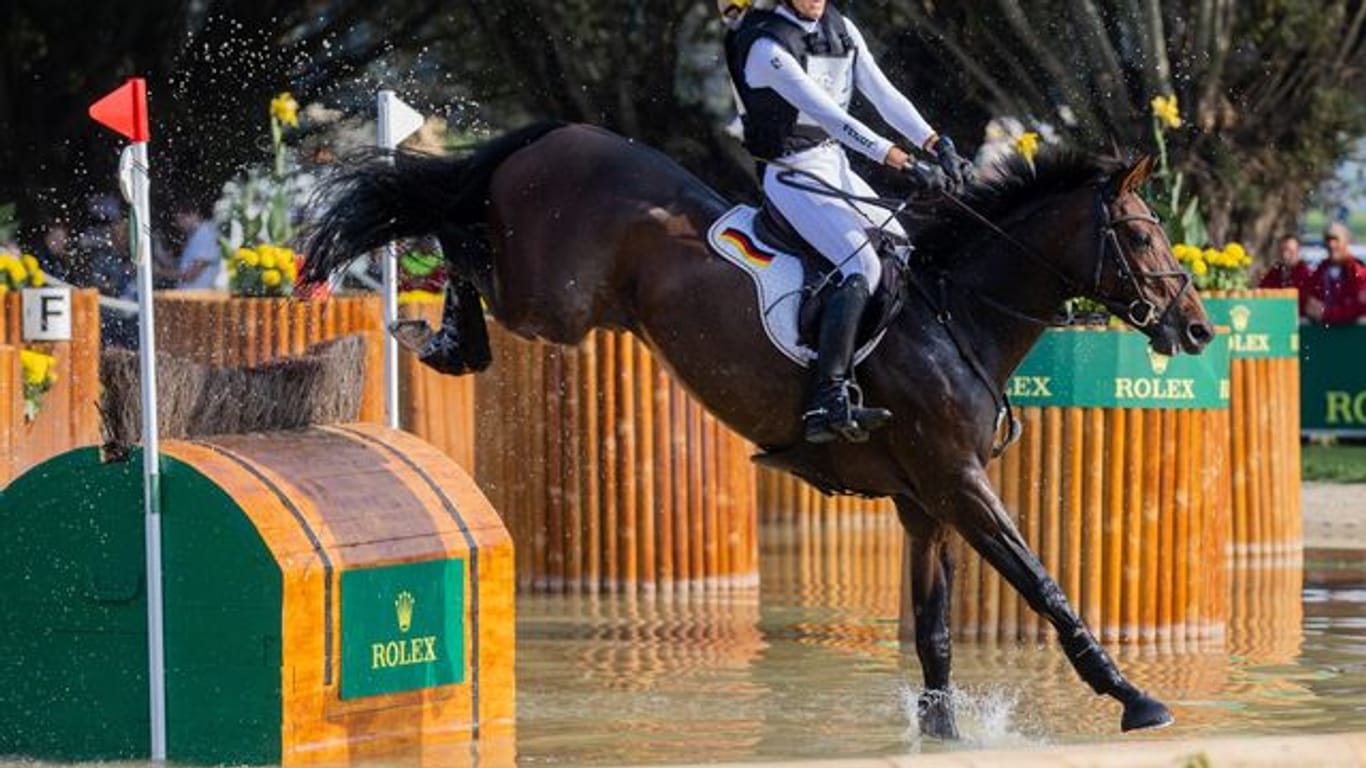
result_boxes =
[1107,155,1155,199]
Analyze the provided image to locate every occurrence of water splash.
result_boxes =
[898,683,1043,751]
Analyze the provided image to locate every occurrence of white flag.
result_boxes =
[378,91,425,149]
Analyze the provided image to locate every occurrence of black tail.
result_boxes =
[302,120,566,285]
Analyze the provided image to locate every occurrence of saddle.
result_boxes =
[752,202,907,351]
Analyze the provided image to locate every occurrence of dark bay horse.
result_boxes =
[305,122,1212,737]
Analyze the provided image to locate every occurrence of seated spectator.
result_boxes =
[1305,222,1366,326]
[1258,234,1313,312]
[171,200,222,290]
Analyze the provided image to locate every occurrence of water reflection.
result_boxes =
[514,523,1366,765]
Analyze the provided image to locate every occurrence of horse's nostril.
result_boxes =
[1187,323,1212,344]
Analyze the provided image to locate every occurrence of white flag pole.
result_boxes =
[129,139,166,761]
[376,90,425,430]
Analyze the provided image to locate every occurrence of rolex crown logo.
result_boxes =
[395,591,415,633]
[1230,304,1251,333]
[1147,347,1171,375]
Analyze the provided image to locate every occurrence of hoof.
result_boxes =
[389,319,435,354]
[1121,693,1174,732]
[917,691,960,740]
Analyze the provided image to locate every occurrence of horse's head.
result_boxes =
[1087,156,1213,355]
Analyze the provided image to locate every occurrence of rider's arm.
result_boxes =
[743,38,896,164]
[845,20,937,151]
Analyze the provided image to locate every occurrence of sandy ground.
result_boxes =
[1304,482,1366,550]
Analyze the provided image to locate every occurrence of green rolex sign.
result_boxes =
[1008,328,1230,409]
[1301,324,1366,434]
[340,558,465,699]
[1201,296,1299,359]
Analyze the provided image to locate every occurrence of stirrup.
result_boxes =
[804,380,876,444]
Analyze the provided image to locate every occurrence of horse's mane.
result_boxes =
[913,149,1125,261]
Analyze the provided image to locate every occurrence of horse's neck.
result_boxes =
[944,224,1079,388]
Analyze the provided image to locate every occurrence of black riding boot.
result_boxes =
[803,274,892,444]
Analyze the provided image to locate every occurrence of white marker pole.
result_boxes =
[376,91,425,429]
[127,140,166,760]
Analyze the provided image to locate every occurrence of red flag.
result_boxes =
[89,78,149,143]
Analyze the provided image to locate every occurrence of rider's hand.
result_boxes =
[905,162,947,195]
[884,145,911,170]
[930,136,977,192]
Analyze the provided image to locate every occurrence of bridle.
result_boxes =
[939,187,1192,331]
[1090,195,1192,330]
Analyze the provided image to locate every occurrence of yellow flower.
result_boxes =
[1015,131,1040,164]
[21,254,38,275]
[1224,242,1248,267]
[1151,95,1182,130]
[6,262,24,285]
[20,350,55,388]
[280,255,297,280]
[270,92,299,128]
[30,271,45,287]
[1172,243,1200,264]
[237,247,260,268]
[1191,258,1208,277]
[258,247,278,270]
[262,269,282,288]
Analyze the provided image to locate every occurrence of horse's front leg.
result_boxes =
[390,279,491,375]
[933,468,1173,733]
[895,497,959,739]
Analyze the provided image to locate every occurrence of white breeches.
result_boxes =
[762,142,905,289]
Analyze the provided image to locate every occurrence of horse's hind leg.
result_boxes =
[895,497,959,739]
[391,279,492,376]
[936,468,1172,733]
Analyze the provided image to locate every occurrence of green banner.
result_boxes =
[1301,324,1366,434]
[1008,328,1230,409]
[1201,296,1299,359]
[340,558,465,700]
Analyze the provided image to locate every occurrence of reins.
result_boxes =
[764,162,1190,458]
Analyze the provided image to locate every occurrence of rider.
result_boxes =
[720,0,975,444]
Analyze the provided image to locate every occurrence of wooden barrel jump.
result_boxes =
[476,326,758,594]
[154,291,385,423]
[0,289,101,483]
[0,425,514,766]
[1203,289,1302,564]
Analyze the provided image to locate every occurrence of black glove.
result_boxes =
[931,136,976,192]
[905,161,948,195]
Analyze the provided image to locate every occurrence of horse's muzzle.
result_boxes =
[1183,321,1213,354]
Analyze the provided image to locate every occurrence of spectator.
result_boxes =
[171,200,221,290]
[1305,222,1366,326]
[1258,234,1314,312]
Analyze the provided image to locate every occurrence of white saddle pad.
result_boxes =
[707,205,886,367]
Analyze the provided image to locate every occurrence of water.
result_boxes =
[514,542,1366,765]
[2,535,1362,767]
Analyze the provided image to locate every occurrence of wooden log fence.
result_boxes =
[397,297,477,469]
[0,289,102,484]
[759,327,1236,648]
[475,326,758,594]
[154,291,384,423]
[1203,289,1302,565]
[946,404,1230,648]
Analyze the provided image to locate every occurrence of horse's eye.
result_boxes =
[1137,232,1152,247]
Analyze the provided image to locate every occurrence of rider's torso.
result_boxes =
[725,6,857,160]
